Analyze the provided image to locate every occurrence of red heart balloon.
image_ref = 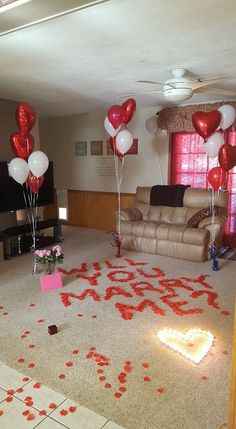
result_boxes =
[27,171,44,193]
[107,105,123,129]
[218,143,236,171]
[10,132,34,160]
[109,137,123,161]
[122,98,136,125]
[207,166,227,191]
[192,111,221,140]
[15,103,36,135]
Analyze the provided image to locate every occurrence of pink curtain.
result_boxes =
[171,132,236,247]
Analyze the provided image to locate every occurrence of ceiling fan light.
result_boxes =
[163,87,193,102]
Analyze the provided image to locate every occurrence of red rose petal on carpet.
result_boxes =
[25,401,34,407]
[18,358,24,363]
[66,361,73,367]
[22,377,30,382]
[5,396,13,402]
[16,388,24,393]
[60,409,68,416]
[72,349,79,354]
[99,376,106,382]
[201,376,208,380]
[222,350,228,355]
[77,314,83,317]
[39,410,47,416]
[104,383,112,389]
[69,406,77,413]
[24,331,30,335]
[37,319,45,323]
[96,369,104,374]
[114,392,122,398]
[89,347,96,351]
[142,362,149,368]
[221,311,230,316]
[28,363,35,369]
[125,360,131,365]
[21,335,27,339]
[92,315,97,318]
[49,403,57,409]
[7,389,14,395]
[3,312,8,316]
[27,413,35,421]
[119,387,127,392]
[22,410,30,416]
[0,410,4,416]
[29,344,35,349]
[156,387,165,394]
[29,304,35,307]
[144,376,151,382]
[59,374,65,379]
[33,383,41,389]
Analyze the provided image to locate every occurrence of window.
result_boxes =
[171,131,236,247]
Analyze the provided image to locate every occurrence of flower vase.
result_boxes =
[40,271,63,292]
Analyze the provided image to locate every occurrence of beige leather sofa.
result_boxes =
[118,187,228,262]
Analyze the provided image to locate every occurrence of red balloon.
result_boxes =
[122,98,136,125]
[15,103,36,135]
[27,171,44,193]
[218,143,236,171]
[109,137,123,161]
[207,166,227,191]
[10,132,34,160]
[107,105,123,130]
[192,111,221,140]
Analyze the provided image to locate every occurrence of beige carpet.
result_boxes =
[0,225,235,429]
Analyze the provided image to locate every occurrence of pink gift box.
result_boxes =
[40,272,63,292]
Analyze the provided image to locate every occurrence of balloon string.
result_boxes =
[114,153,124,236]
[156,152,164,185]
[211,188,215,244]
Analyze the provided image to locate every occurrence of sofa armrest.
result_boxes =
[198,215,226,248]
[118,207,143,221]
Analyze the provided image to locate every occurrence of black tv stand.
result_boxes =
[1,218,63,260]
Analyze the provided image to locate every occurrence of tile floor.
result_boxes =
[0,361,125,429]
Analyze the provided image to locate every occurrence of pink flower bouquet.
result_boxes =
[35,245,64,274]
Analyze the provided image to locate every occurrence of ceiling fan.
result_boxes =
[124,68,236,103]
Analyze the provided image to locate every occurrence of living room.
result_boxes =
[0,1,236,429]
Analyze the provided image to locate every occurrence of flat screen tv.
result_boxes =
[0,161,54,213]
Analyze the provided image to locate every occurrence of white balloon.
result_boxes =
[104,116,121,137]
[8,158,30,185]
[28,151,49,178]
[145,116,158,135]
[204,131,224,159]
[116,130,133,155]
[218,105,236,130]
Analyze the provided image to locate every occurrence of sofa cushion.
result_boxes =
[147,206,188,224]
[186,206,218,228]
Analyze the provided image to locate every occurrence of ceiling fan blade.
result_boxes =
[117,90,163,99]
[136,80,164,85]
[194,87,236,95]
[190,77,230,91]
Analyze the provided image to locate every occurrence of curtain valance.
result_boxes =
[157,101,236,132]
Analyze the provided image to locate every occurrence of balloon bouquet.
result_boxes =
[104,98,136,257]
[8,102,49,273]
[192,104,236,270]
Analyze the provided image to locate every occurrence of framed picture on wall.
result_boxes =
[90,140,103,155]
[75,141,87,156]
[126,138,138,155]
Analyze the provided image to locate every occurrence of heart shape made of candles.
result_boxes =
[156,328,214,364]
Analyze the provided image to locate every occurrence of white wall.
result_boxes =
[40,107,170,193]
